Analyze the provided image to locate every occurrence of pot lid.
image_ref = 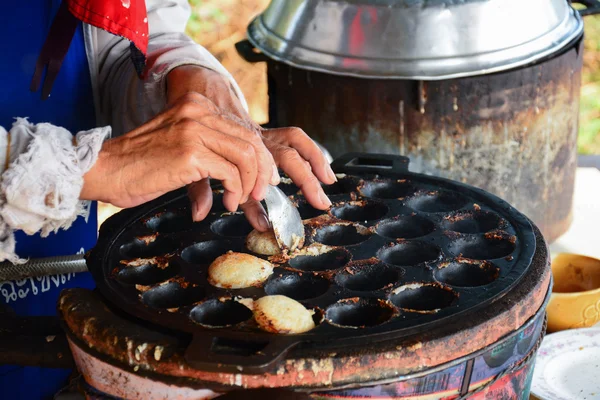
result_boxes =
[246,0,583,79]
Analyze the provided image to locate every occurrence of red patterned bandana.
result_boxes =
[31,0,149,100]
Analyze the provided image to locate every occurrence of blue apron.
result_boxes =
[0,1,98,398]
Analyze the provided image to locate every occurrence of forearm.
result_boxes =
[95,0,247,136]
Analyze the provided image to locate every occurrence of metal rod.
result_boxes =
[0,254,87,282]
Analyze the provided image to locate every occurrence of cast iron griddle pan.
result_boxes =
[87,153,536,374]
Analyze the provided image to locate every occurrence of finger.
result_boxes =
[204,114,278,201]
[240,199,271,232]
[191,152,243,212]
[263,127,336,185]
[188,179,213,221]
[269,143,332,210]
[200,127,259,205]
[174,99,276,201]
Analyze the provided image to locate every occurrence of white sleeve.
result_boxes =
[94,0,247,136]
[0,119,110,263]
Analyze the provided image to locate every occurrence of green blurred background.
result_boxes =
[186,0,600,155]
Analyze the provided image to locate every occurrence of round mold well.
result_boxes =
[326,298,397,328]
[322,176,357,195]
[145,211,192,233]
[279,182,300,196]
[447,233,516,260]
[378,241,442,267]
[435,260,500,287]
[297,200,326,220]
[376,215,435,239]
[330,200,389,223]
[142,282,206,309]
[117,260,180,286]
[211,214,253,238]
[119,236,177,259]
[181,240,233,265]
[210,191,227,213]
[442,211,504,234]
[265,274,330,300]
[288,248,352,272]
[190,299,253,328]
[313,224,371,246]
[335,260,402,291]
[359,180,415,199]
[406,191,468,213]
[390,283,457,313]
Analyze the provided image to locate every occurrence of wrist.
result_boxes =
[81,143,112,203]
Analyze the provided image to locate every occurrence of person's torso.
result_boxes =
[0,1,99,398]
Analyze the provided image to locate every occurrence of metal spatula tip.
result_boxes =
[264,186,305,251]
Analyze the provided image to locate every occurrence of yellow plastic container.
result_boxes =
[547,253,600,332]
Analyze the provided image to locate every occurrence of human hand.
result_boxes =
[81,91,280,211]
[165,65,336,231]
[82,66,335,230]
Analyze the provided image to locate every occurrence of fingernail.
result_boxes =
[327,167,337,183]
[319,190,332,208]
[271,165,281,186]
[191,201,199,221]
[259,213,271,231]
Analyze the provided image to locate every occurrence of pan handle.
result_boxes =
[331,153,411,175]
[184,333,299,374]
[235,39,270,63]
[571,0,600,16]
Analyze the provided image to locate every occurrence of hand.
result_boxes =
[82,91,280,211]
[82,66,336,230]
[165,65,336,231]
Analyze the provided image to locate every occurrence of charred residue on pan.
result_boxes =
[119,234,177,259]
[325,297,398,329]
[406,190,468,213]
[435,258,500,287]
[329,199,389,223]
[377,240,442,268]
[358,178,416,200]
[294,198,328,221]
[442,210,507,234]
[321,175,360,196]
[389,283,458,314]
[181,240,236,265]
[335,258,402,292]
[447,230,517,260]
[190,298,253,328]
[144,210,193,233]
[310,221,372,247]
[264,273,330,300]
[376,214,435,240]
[116,256,179,286]
[211,213,253,238]
[140,277,206,310]
[286,246,352,274]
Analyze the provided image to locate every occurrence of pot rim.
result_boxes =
[247,3,584,80]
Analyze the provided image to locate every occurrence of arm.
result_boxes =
[93,0,246,135]
[85,0,336,229]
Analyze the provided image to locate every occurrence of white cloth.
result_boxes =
[0,119,110,263]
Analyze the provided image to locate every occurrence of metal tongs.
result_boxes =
[264,186,305,251]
